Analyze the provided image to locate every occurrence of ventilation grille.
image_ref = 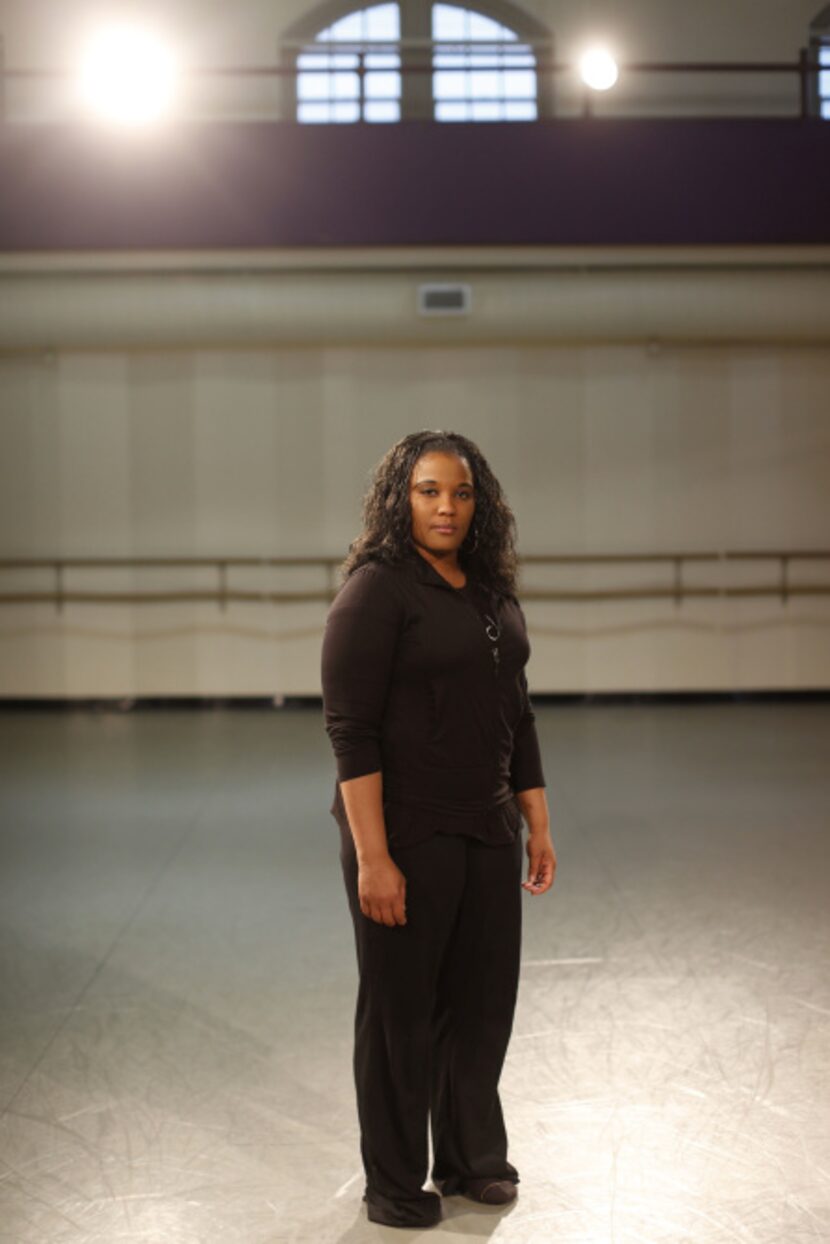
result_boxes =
[417,283,472,316]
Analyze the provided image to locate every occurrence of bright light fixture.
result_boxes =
[78,25,178,124]
[578,47,619,91]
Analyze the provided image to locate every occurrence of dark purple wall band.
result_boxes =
[0,119,827,250]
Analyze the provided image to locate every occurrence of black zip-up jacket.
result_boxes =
[321,546,546,849]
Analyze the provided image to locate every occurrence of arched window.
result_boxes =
[296,3,401,123]
[284,0,552,123]
[432,5,537,121]
[821,45,830,117]
[810,5,830,117]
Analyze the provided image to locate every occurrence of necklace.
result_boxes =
[483,611,501,674]
[459,581,501,675]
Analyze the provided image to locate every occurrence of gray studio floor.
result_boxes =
[0,700,828,1244]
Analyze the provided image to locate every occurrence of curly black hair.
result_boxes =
[338,430,519,598]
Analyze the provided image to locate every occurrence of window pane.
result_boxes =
[298,102,331,122]
[469,70,501,98]
[365,100,400,121]
[504,69,535,97]
[434,70,467,99]
[433,4,466,39]
[365,52,400,69]
[436,100,469,120]
[471,99,502,119]
[297,73,330,100]
[366,2,399,39]
[328,12,363,40]
[332,71,359,98]
[331,100,360,121]
[504,99,536,119]
[468,12,506,41]
[297,52,329,70]
[365,71,400,98]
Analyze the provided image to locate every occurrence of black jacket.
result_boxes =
[321,545,546,849]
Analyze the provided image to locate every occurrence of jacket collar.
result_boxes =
[402,546,459,590]
[400,545,502,611]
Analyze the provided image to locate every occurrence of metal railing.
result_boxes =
[1,45,827,121]
[0,551,828,611]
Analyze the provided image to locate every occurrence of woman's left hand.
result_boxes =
[522,828,557,895]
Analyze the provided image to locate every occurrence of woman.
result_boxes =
[321,429,556,1230]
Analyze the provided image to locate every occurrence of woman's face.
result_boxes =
[409,451,476,558]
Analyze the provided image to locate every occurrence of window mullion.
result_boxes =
[400,0,432,119]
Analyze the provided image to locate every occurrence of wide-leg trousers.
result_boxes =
[339,823,523,1223]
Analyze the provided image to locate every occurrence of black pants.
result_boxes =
[339,824,523,1220]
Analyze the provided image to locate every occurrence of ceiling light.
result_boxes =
[78,25,178,125]
[578,47,619,91]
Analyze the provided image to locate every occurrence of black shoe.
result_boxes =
[363,1187,442,1228]
[459,1176,518,1205]
[433,1173,519,1204]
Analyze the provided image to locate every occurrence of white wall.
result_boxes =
[2,308,828,696]
[1,0,821,63]
[0,1,828,695]
[4,259,830,348]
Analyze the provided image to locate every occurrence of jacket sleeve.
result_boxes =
[320,563,404,783]
[509,596,546,794]
[509,667,546,793]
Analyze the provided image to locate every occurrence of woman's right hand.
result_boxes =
[357,855,407,926]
